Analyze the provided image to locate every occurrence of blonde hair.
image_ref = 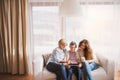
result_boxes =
[58,39,67,46]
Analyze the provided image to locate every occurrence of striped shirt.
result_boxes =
[68,51,78,64]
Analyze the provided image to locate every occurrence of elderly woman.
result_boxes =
[46,39,68,80]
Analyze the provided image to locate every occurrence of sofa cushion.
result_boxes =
[92,67,108,80]
[42,67,108,80]
[42,68,77,80]
[42,68,56,80]
[96,53,108,73]
[42,53,51,67]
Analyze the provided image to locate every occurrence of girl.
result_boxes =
[66,41,82,80]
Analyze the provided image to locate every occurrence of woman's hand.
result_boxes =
[59,60,67,63]
[81,57,85,62]
[65,64,71,69]
[63,62,70,68]
[78,63,82,68]
[67,60,71,64]
[63,63,68,65]
[68,60,78,64]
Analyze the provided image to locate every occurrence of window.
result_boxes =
[28,1,120,61]
[31,4,62,55]
[66,17,88,44]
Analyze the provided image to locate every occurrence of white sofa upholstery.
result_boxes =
[33,53,115,80]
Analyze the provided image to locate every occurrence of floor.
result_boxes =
[0,72,120,80]
[0,73,33,80]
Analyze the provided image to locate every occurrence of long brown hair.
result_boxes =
[78,39,93,60]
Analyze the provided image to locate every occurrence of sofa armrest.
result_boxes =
[107,59,115,80]
[96,53,108,73]
[96,53,115,80]
[32,55,44,80]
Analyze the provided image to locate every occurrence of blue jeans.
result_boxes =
[82,62,99,80]
[67,66,82,80]
[46,62,67,80]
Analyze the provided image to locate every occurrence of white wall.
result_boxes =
[80,4,120,62]
[65,4,120,62]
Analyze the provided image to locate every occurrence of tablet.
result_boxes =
[69,64,79,66]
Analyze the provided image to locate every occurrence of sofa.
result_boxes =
[33,53,115,80]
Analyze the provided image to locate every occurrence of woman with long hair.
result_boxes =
[77,39,99,80]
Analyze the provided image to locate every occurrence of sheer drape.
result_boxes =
[0,0,28,74]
